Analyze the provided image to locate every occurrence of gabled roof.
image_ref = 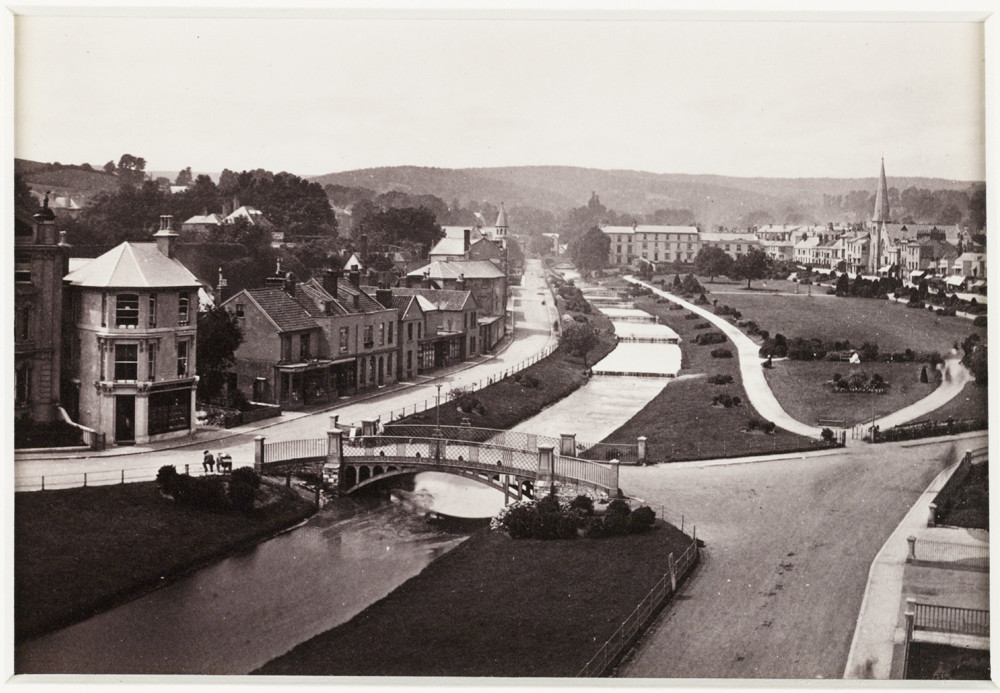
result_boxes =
[391,294,424,321]
[64,242,201,288]
[183,213,223,225]
[407,259,505,280]
[442,225,485,243]
[224,205,272,228]
[301,277,389,315]
[429,237,468,257]
[239,288,319,333]
[391,286,477,312]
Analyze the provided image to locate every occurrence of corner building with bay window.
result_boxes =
[62,220,200,445]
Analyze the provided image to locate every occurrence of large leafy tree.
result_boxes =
[694,246,733,282]
[14,173,39,215]
[569,226,610,273]
[116,153,147,186]
[732,247,771,289]
[197,305,245,401]
[355,205,442,258]
[219,169,336,237]
[175,167,193,186]
[560,320,600,367]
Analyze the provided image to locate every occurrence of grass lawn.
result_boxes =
[907,642,990,680]
[599,295,824,462]
[15,481,315,643]
[914,381,989,423]
[393,302,616,431]
[685,288,984,355]
[762,360,936,426]
[255,522,693,677]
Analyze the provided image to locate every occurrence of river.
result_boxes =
[15,473,506,675]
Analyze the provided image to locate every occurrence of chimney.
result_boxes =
[352,293,360,311]
[323,269,340,299]
[423,269,432,289]
[32,192,56,245]
[349,268,361,288]
[215,266,228,305]
[464,228,471,255]
[265,258,285,288]
[376,288,393,309]
[283,271,297,296]
[153,215,178,258]
[456,273,466,290]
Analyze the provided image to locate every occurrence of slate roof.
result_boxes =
[406,260,505,280]
[242,288,318,333]
[183,213,223,225]
[300,277,388,315]
[601,225,700,236]
[391,286,477,312]
[64,242,201,288]
[429,237,468,257]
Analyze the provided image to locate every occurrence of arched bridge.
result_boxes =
[254,429,621,503]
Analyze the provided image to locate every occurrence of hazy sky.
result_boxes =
[14,14,987,180]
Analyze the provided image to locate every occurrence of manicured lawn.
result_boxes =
[393,301,616,431]
[599,295,824,462]
[762,360,936,426]
[687,290,984,355]
[255,522,694,677]
[15,481,315,643]
[914,381,988,423]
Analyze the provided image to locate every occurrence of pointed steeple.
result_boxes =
[495,202,508,229]
[872,158,890,223]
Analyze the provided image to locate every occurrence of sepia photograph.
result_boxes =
[6,2,994,687]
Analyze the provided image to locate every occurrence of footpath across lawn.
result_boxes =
[15,481,315,643]
[255,522,693,677]
[598,293,824,462]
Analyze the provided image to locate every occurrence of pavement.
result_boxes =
[843,446,990,679]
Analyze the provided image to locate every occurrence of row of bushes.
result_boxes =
[712,393,742,408]
[745,418,776,434]
[693,321,711,329]
[156,465,261,513]
[493,495,656,540]
[695,331,726,346]
[714,304,743,320]
[707,373,733,385]
[869,417,988,443]
[711,348,733,358]
[830,371,888,393]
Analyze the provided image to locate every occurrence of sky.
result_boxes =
[13,13,988,181]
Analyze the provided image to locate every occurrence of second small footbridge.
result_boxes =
[253,416,648,502]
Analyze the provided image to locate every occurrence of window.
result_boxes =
[148,342,157,380]
[388,322,394,345]
[418,323,422,339]
[281,336,291,361]
[15,365,30,405]
[148,294,158,327]
[114,344,139,381]
[16,305,30,342]
[364,325,374,348]
[470,336,476,353]
[407,322,413,342]
[406,351,412,370]
[177,340,189,377]
[379,323,385,346]
[116,294,139,327]
[178,294,190,326]
[101,293,107,327]
[235,303,244,318]
[339,326,349,353]
[300,333,311,360]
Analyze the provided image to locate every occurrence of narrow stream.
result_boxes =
[15,474,505,675]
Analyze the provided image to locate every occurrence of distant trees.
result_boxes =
[175,167,193,186]
[732,248,771,289]
[568,226,610,273]
[103,161,116,174]
[694,246,733,282]
[116,154,147,186]
[218,169,337,238]
[14,174,39,215]
[354,205,442,258]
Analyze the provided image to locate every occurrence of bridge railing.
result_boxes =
[263,438,328,465]
[913,602,989,637]
[343,436,540,473]
[554,454,618,492]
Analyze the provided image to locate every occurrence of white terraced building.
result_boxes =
[602,223,700,266]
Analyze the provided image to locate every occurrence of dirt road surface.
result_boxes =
[618,435,980,679]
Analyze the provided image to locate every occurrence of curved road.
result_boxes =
[619,433,985,679]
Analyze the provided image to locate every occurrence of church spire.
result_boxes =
[872,157,890,223]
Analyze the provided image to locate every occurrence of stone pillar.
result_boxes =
[330,414,339,430]
[906,536,916,563]
[637,436,648,465]
[928,503,937,527]
[537,445,555,496]
[327,429,344,466]
[560,434,576,457]
[902,599,916,678]
[254,435,265,474]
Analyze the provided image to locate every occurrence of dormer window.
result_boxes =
[116,294,140,327]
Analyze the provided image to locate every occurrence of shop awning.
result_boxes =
[944,275,967,287]
[276,359,334,372]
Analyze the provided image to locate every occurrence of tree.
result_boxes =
[568,226,610,273]
[197,305,244,400]
[14,173,39,215]
[560,320,599,367]
[103,160,116,174]
[355,205,441,257]
[116,153,147,186]
[694,246,733,282]
[175,167,193,186]
[968,188,986,231]
[732,248,770,289]
[835,272,850,296]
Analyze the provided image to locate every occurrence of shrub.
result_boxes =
[606,499,631,517]
[920,366,929,383]
[569,495,594,514]
[684,313,700,320]
[696,331,727,345]
[603,511,631,537]
[229,478,257,513]
[515,373,540,388]
[556,514,580,539]
[537,493,561,514]
[821,428,835,443]
[746,418,760,431]
[628,506,656,533]
[711,348,733,358]
[761,421,776,434]
[231,466,260,490]
[170,474,228,511]
[973,315,987,327]
[584,517,608,538]
[694,322,711,330]
[708,374,733,385]
[156,465,178,494]
[712,393,741,408]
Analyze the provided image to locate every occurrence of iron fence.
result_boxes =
[263,438,328,464]
[913,602,989,637]
[913,538,989,570]
[578,534,700,677]
[576,442,639,465]
[14,462,231,492]
[553,454,618,492]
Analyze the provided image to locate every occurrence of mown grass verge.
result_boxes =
[15,481,315,643]
[598,292,825,462]
[255,522,692,677]
[392,293,616,431]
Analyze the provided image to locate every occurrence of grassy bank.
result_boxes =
[599,294,823,462]
[393,294,616,431]
[15,481,315,643]
[256,522,693,677]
